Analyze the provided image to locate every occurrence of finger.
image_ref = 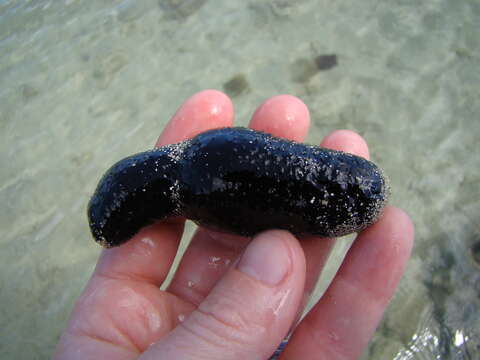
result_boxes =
[156,89,234,147]
[249,94,311,141]
[140,230,306,360]
[300,130,370,298]
[281,207,414,360]
[94,90,234,286]
[298,235,335,303]
[321,129,370,160]
[167,95,311,305]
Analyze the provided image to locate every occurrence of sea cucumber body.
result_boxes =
[88,127,389,247]
[87,147,180,248]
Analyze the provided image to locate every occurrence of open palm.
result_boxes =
[55,90,414,360]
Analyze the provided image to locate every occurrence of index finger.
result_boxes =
[93,90,234,286]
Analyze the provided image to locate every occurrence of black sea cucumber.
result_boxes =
[88,127,390,248]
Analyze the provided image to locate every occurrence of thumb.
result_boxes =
[140,230,306,360]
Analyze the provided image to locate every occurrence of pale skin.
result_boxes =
[55,90,414,360]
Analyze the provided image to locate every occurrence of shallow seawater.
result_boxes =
[1,0,479,359]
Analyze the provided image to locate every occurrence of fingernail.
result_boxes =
[237,231,291,285]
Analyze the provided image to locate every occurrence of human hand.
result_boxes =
[54,90,414,360]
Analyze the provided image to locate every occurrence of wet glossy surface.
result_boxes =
[89,128,389,247]
[88,146,181,248]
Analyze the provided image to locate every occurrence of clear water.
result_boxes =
[1,1,479,359]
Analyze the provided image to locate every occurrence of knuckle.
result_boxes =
[182,296,267,349]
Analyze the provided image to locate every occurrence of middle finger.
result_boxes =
[167,95,311,305]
